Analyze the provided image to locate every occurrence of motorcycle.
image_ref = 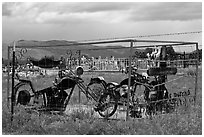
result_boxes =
[103,66,173,118]
[14,66,118,118]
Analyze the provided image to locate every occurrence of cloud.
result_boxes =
[66,2,132,13]
[35,11,107,24]
[2,2,15,16]
[2,2,130,16]
[128,2,202,21]
[2,2,202,25]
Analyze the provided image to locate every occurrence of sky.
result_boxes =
[2,2,202,47]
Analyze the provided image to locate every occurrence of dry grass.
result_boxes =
[2,67,202,135]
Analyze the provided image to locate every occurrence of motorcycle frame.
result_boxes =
[14,74,101,111]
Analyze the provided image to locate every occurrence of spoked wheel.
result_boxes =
[97,93,118,118]
[129,84,150,118]
[132,84,147,103]
[87,82,106,103]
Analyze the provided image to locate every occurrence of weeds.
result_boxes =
[2,69,202,135]
[2,104,201,135]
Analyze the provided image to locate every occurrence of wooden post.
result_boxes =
[194,43,199,105]
[126,40,133,121]
[183,51,186,68]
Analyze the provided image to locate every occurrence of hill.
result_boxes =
[2,40,142,60]
[2,40,201,63]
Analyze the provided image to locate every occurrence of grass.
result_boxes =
[2,105,201,135]
[2,67,202,135]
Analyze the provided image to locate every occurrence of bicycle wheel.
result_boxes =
[97,93,118,118]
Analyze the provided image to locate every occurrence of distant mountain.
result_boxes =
[2,40,143,60]
[2,40,201,66]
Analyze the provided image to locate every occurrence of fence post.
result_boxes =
[7,46,11,108]
[183,52,186,68]
[78,50,81,104]
[11,41,16,122]
[194,43,199,105]
[126,40,133,121]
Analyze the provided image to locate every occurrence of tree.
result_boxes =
[166,46,176,60]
